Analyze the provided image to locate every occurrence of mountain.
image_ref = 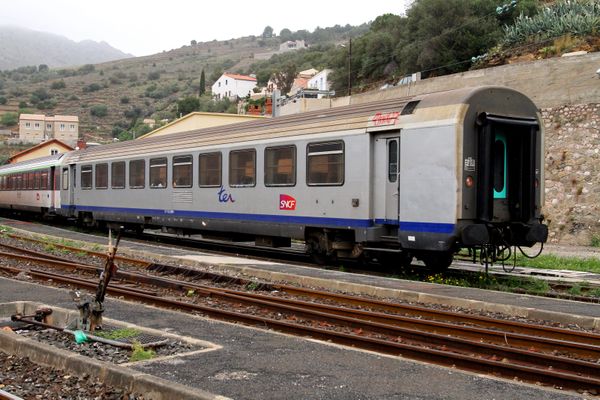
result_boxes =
[0,26,132,70]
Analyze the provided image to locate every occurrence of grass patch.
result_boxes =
[93,327,140,340]
[0,225,14,234]
[130,340,155,362]
[514,253,600,274]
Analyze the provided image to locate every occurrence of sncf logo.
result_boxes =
[279,194,296,210]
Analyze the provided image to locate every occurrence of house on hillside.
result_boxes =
[289,68,319,96]
[8,138,73,164]
[211,73,257,100]
[19,114,79,147]
[308,69,332,98]
[279,40,306,53]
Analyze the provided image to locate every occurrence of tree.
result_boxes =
[0,112,18,127]
[177,96,200,116]
[262,26,274,38]
[272,62,297,95]
[90,104,108,117]
[38,64,49,72]
[199,69,206,96]
[279,28,292,42]
[191,39,197,46]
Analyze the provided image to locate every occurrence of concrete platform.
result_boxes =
[0,278,585,400]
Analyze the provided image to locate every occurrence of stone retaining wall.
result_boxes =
[542,103,600,245]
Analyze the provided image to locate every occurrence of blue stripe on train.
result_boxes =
[66,205,455,233]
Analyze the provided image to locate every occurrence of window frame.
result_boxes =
[81,165,93,190]
[149,157,168,189]
[62,169,69,190]
[198,152,222,188]
[111,161,126,189]
[229,149,256,187]
[95,163,108,190]
[129,159,146,189]
[306,140,345,186]
[172,155,193,188]
[264,145,296,187]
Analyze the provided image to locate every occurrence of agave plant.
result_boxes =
[503,0,600,45]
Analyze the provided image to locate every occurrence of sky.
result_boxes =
[1,0,409,56]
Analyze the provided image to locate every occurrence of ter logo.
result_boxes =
[279,194,296,210]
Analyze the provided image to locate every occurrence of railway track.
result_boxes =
[0,239,598,393]
[6,224,600,303]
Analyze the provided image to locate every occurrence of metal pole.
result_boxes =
[347,39,352,97]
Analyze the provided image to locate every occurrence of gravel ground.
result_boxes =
[0,351,144,400]
[18,327,199,364]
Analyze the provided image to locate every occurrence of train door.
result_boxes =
[374,133,401,224]
[477,115,538,223]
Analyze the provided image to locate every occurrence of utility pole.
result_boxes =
[347,39,352,97]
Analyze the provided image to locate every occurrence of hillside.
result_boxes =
[0,26,132,70]
[0,24,366,142]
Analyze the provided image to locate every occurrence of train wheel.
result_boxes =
[306,233,335,266]
[421,251,453,272]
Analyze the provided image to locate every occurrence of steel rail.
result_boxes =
[3,266,599,392]
[1,253,599,391]
[1,245,598,352]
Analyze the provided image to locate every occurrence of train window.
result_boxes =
[41,171,48,190]
[173,155,192,188]
[199,152,221,187]
[129,159,145,189]
[111,162,125,189]
[81,165,93,189]
[150,158,167,189]
[95,163,108,189]
[493,135,507,199]
[265,146,296,186]
[229,149,256,187]
[306,141,344,186]
[62,169,69,190]
[33,172,40,190]
[28,172,35,190]
[388,140,398,182]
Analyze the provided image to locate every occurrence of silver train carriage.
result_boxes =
[2,86,548,269]
[0,153,64,216]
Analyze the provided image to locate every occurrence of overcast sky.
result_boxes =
[2,0,409,56]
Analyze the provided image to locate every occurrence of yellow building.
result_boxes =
[8,139,73,164]
[19,114,79,147]
[138,112,266,140]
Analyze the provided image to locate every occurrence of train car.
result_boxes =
[0,154,64,217]
[52,86,546,270]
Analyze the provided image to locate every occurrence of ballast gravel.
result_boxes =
[0,351,144,400]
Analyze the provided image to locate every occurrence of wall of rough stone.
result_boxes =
[542,104,600,245]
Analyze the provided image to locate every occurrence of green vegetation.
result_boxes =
[90,104,108,117]
[591,235,600,248]
[94,328,140,340]
[503,0,600,45]
[514,253,600,274]
[130,340,155,362]
[0,112,18,127]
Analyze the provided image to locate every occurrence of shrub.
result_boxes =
[78,64,96,74]
[50,80,66,90]
[503,0,600,45]
[0,97,6,105]
[147,71,161,81]
[18,101,28,109]
[0,112,18,127]
[120,96,130,104]
[90,104,108,117]
[83,83,102,93]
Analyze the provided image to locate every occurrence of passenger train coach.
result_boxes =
[0,86,548,270]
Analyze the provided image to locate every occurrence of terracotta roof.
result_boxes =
[48,115,79,122]
[7,139,74,163]
[223,73,257,82]
[19,114,46,121]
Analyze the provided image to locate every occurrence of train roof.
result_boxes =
[0,153,65,174]
[66,86,538,163]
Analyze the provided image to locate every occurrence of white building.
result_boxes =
[211,73,257,100]
[307,69,332,98]
[279,40,307,53]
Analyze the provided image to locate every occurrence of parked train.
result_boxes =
[0,86,548,270]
